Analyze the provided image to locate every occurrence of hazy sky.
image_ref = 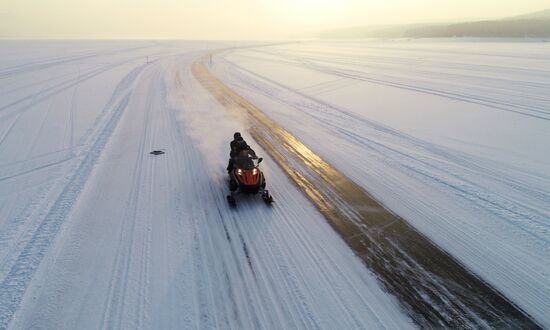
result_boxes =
[1,0,549,39]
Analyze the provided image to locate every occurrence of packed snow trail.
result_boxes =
[212,40,550,326]
[0,42,413,329]
[192,57,540,328]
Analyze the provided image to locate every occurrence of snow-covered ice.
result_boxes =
[1,38,549,328]
[0,41,413,329]
[211,39,550,326]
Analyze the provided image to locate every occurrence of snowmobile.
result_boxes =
[227,150,273,207]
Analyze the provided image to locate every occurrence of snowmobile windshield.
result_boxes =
[235,151,256,170]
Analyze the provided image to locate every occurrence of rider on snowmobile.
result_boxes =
[227,132,256,173]
[229,132,242,157]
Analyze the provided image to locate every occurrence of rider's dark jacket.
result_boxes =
[230,139,255,158]
[228,138,256,172]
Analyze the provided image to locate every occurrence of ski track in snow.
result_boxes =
[0,42,414,329]
[212,40,550,327]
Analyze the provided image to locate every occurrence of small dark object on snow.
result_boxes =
[150,150,165,155]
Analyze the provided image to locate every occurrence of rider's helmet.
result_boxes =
[234,132,241,139]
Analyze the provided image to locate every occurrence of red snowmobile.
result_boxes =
[227,150,273,206]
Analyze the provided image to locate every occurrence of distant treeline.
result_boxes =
[317,9,550,39]
[404,20,550,38]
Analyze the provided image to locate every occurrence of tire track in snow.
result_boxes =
[0,50,167,120]
[0,62,146,282]
[222,57,550,244]
[0,44,154,79]
[65,66,79,155]
[98,69,156,330]
[175,67,266,330]
[192,58,542,329]
[0,69,54,149]
[0,61,142,328]
[231,49,550,121]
